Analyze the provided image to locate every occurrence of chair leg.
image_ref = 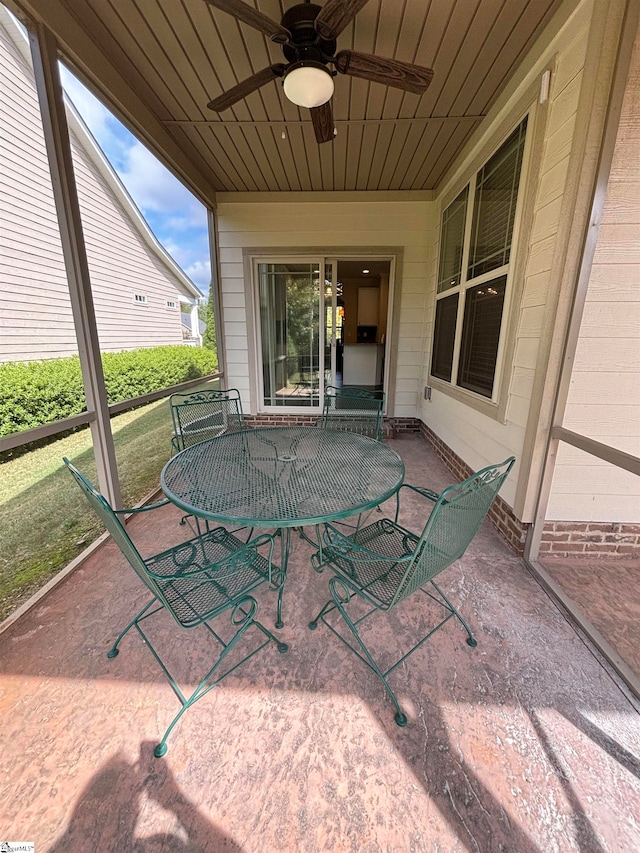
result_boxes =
[153,597,287,758]
[107,597,161,658]
[308,598,334,630]
[273,528,291,628]
[313,577,408,727]
[179,514,212,537]
[430,579,477,647]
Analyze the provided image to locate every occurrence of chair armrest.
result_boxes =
[392,483,440,523]
[400,484,440,503]
[113,498,172,515]
[146,531,278,581]
[320,522,414,564]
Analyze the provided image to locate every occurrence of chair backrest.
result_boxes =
[170,388,244,451]
[63,458,164,601]
[392,457,516,606]
[320,386,385,441]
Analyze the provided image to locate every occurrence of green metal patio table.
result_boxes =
[161,426,405,627]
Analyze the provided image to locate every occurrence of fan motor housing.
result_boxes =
[281,3,336,64]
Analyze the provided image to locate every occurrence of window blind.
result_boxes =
[467,119,527,281]
[437,186,468,292]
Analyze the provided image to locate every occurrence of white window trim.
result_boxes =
[165,299,178,309]
[133,293,148,305]
[247,251,399,416]
[429,107,538,420]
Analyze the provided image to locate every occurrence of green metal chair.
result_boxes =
[315,385,387,532]
[63,457,287,757]
[318,386,385,441]
[170,388,249,534]
[170,388,247,455]
[309,457,515,726]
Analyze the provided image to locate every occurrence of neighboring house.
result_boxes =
[0,8,203,363]
[181,311,206,344]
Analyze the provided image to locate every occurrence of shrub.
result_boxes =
[0,346,217,438]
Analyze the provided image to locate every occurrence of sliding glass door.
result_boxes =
[257,260,334,409]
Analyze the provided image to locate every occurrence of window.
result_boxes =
[431,118,527,400]
[431,293,458,382]
[166,299,178,309]
[437,186,468,292]
[133,293,148,304]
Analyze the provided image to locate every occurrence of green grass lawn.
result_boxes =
[0,381,218,621]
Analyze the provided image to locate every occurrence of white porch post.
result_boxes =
[29,22,122,508]
[190,302,201,345]
[208,208,225,374]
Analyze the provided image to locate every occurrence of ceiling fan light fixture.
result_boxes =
[283,61,334,108]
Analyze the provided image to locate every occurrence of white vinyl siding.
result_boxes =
[70,137,185,351]
[548,27,640,523]
[0,16,73,361]
[216,198,433,415]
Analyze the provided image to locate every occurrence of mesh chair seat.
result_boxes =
[319,520,417,608]
[310,457,515,727]
[146,527,273,628]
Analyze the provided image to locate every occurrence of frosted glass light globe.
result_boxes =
[283,63,334,108]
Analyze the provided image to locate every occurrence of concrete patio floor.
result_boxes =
[1,435,639,851]
[540,554,640,678]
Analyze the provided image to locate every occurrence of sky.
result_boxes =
[59,66,211,298]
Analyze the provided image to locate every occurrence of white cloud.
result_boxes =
[161,239,191,266]
[60,68,131,169]
[119,142,205,226]
[185,260,212,289]
[61,69,110,135]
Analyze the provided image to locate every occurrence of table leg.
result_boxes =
[276,527,290,629]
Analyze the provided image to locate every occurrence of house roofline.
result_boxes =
[1,6,204,304]
[65,104,204,303]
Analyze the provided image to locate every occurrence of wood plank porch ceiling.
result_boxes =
[26,0,565,194]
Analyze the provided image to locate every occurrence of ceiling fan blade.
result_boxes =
[314,0,372,41]
[335,50,433,95]
[207,64,286,111]
[310,101,334,144]
[203,0,291,43]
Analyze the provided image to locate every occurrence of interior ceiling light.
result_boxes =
[362,269,370,274]
[283,61,334,108]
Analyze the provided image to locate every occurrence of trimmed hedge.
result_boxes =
[0,346,218,437]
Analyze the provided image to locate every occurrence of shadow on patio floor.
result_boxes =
[1,436,639,851]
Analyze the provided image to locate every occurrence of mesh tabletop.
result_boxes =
[161,427,404,528]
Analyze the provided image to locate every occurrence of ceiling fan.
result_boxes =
[204,0,434,143]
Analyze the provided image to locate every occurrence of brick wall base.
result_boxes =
[539,521,640,557]
[243,414,639,556]
[246,414,318,428]
[416,421,528,554]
